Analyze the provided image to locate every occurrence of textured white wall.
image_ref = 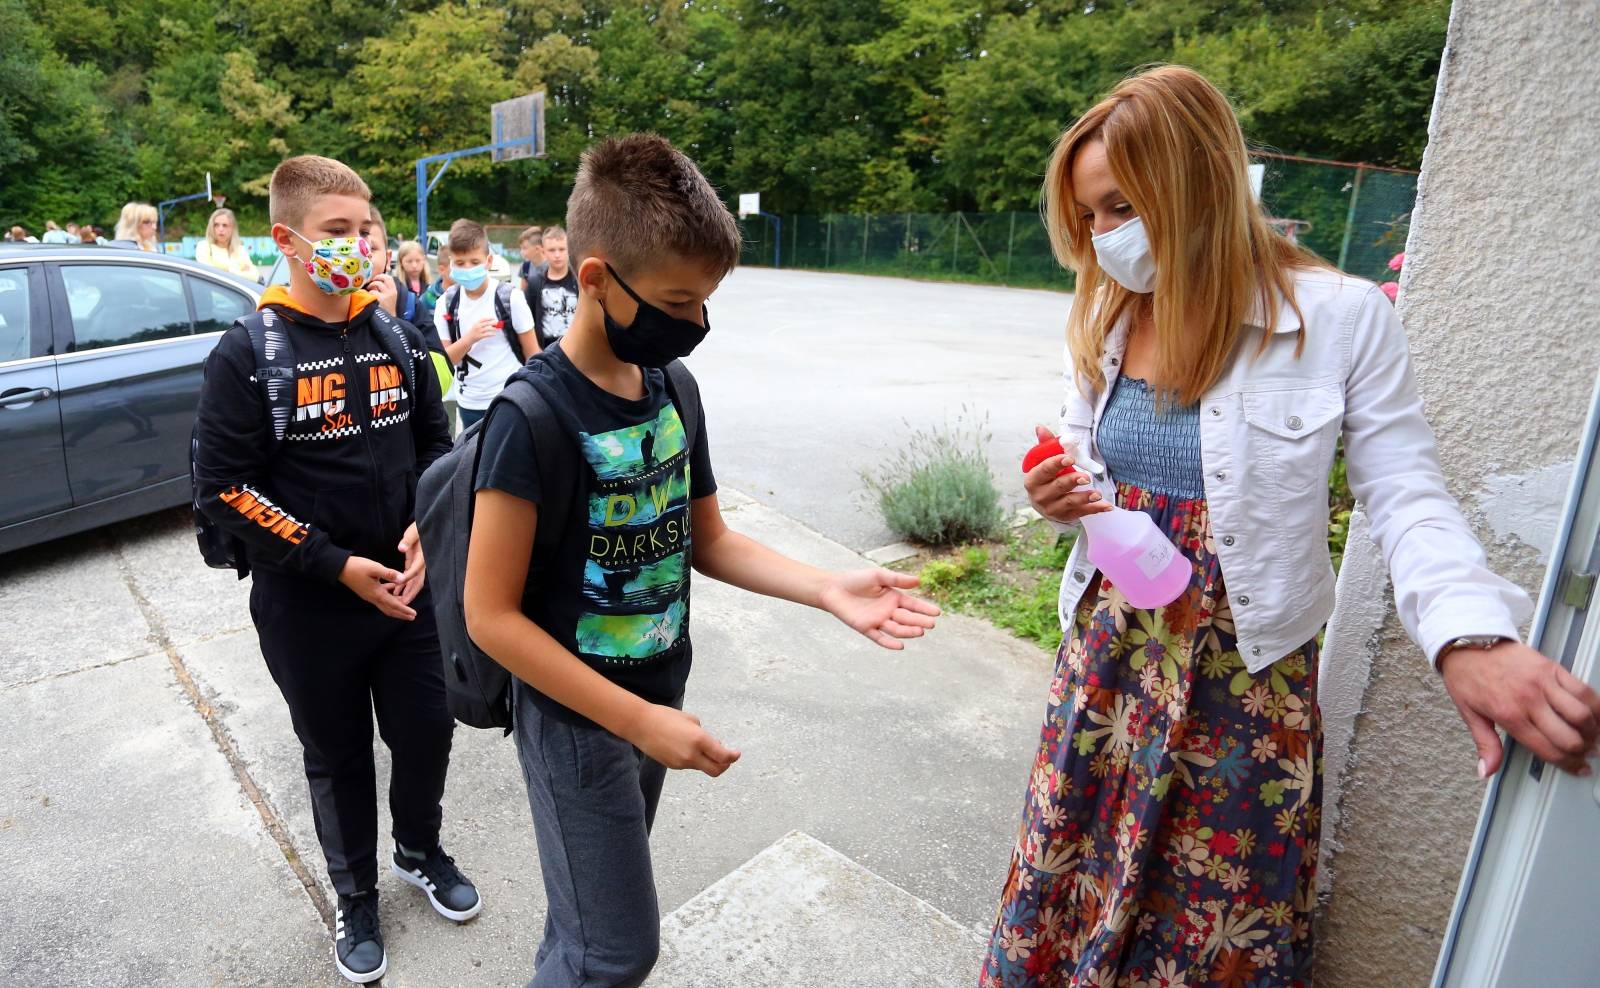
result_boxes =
[1316,2,1600,984]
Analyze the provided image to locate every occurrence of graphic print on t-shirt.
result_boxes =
[539,283,577,339]
[576,402,692,664]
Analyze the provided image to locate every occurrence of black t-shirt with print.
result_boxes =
[476,343,715,724]
[526,267,579,350]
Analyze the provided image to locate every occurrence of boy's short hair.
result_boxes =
[269,155,371,228]
[447,218,489,255]
[519,225,543,245]
[368,204,386,236]
[541,225,566,243]
[566,134,741,277]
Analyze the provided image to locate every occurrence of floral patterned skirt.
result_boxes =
[981,482,1323,988]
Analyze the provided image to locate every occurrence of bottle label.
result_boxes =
[1133,536,1176,580]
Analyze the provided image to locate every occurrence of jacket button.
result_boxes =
[1215,471,1226,481]
[1109,356,1119,366]
[1237,594,1250,606]
[1252,646,1262,656]
[1222,535,1235,546]
[1074,571,1088,582]
[1210,407,1221,417]
[1287,415,1303,430]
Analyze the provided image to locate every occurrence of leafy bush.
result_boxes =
[866,419,1007,546]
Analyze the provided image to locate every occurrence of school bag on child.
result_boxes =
[440,281,526,378]
[190,307,419,578]
[414,360,701,731]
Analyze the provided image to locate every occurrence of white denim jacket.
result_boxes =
[1055,266,1531,673]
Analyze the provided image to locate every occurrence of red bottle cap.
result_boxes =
[1022,437,1065,474]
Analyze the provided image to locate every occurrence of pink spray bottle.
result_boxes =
[1023,436,1191,609]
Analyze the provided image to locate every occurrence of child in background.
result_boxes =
[524,225,578,350]
[434,219,537,430]
[396,240,434,329]
[424,244,453,310]
[516,226,545,295]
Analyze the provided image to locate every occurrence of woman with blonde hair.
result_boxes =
[982,65,1598,988]
[113,202,159,252]
[194,207,259,281]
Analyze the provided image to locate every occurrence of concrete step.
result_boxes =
[653,831,986,987]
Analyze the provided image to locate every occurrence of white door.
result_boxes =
[1433,374,1600,987]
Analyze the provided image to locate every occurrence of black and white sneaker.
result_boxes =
[391,843,482,922]
[334,891,387,984]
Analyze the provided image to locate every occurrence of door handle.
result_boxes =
[0,387,53,408]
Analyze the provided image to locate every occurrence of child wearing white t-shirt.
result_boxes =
[434,218,538,429]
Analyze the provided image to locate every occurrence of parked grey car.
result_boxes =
[0,243,261,554]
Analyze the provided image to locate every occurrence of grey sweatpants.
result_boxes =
[514,682,676,988]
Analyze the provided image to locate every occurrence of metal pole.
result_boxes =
[862,214,869,266]
[415,159,427,247]
[1336,166,1366,272]
[904,213,912,273]
[824,216,832,268]
[790,215,797,268]
[1005,212,1017,280]
[772,215,782,269]
[952,212,959,272]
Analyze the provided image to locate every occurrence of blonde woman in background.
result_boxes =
[113,202,159,252]
[980,65,1598,988]
[194,207,260,281]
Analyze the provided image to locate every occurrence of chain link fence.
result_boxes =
[737,154,1417,291]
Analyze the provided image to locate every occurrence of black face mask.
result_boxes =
[600,263,709,368]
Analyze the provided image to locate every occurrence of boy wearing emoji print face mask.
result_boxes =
[192,155,480,984]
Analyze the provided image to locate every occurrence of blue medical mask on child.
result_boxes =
[600,263,709,369]
[451,265,488,291]
[1090,215,1156,293]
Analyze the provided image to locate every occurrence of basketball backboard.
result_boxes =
[492,93,547,163]
[738,193,761,217]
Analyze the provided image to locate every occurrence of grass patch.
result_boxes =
[894,520,1077,652]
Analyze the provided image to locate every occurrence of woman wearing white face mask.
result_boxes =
[980,65,1600,988]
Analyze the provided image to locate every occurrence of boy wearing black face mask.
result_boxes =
[461,134,942,988]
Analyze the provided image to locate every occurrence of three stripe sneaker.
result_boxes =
[334,891,386,984]
[391,842,483,922]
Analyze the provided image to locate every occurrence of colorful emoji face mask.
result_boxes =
[285,227,374,296]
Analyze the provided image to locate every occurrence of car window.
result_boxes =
[190,277,253,334]
[266,253,291,287]
[61,264,193,351]
[0,268,30,363]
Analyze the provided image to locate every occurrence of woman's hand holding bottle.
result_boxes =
[1023,425,1113,525]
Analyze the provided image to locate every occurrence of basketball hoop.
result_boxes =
[212,194,227,208]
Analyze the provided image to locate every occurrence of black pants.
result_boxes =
[250,577,455,897]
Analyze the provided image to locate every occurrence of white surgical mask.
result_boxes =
[1091,215,1156,293]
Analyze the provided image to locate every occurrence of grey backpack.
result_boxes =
[414,361,701,731]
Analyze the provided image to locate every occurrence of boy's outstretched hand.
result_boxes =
[630,704,741,777]
[819,569,941,650]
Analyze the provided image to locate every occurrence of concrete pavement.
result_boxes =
[688,268,1072,552]
[1,490,1051,986]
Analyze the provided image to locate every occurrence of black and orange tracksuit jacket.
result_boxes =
[194,287,453,587]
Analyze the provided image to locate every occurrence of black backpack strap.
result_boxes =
[486,379,574,555]
[443,285,462,342]
[494,282,525,362]
[662,360,701,459]
[243,309,295,445]
[366,307,418,403]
